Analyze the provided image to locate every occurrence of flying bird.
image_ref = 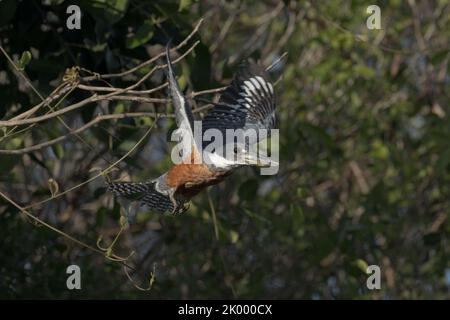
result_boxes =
[107,45,278,214]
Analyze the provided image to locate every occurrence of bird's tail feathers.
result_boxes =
[107,181,187,214]
[107,181,151,199]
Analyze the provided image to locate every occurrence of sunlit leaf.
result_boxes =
[230,230,239,244]
[18,51,32,70]
[178,0,194,12]
[354,259,369,274]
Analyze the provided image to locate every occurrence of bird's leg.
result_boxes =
[169,191,179,215]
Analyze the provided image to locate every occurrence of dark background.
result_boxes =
[0,0,449,299]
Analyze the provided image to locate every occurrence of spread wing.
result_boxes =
[165,45,199,161]
[202,62,276,139]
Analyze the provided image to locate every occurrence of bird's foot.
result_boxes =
[169,193,190,215]
[169,193,179,215]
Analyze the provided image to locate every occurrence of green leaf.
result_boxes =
[371,140,389,160]
[126,22,154,49]
[18,51,32,70]
[229,230,239,244]
[242,208,271,224]
[178,0,193,12]
[354,259,369,274]
[353,65,376,79]
[52,144,64,159]
[83,0,129,24]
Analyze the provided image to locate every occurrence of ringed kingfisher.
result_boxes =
[107,44,278,214]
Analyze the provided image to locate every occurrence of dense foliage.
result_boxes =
[0,0,449,299]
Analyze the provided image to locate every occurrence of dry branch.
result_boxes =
[0,112,171,155]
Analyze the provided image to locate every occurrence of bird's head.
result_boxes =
[234,150,275,167]
[205,145,278,170]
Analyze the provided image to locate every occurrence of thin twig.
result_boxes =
[206,189,237,298]
[24,121,156,210]
[207,189,219,240]
[0,41,199,128]
[76,82,168,95]
[0,188,136,271]
[81,18,204,81]
[10,82,74,121]
[0,112,170,155]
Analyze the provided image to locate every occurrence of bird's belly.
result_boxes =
[166,163,230,197]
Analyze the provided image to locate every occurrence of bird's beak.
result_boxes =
[241,153,278,168]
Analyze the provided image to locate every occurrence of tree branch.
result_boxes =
[0,112,171,155]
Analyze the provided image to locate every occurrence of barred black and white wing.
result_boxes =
[107,180,188,214]
[166,45,199,160]
[202,63,276,138]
